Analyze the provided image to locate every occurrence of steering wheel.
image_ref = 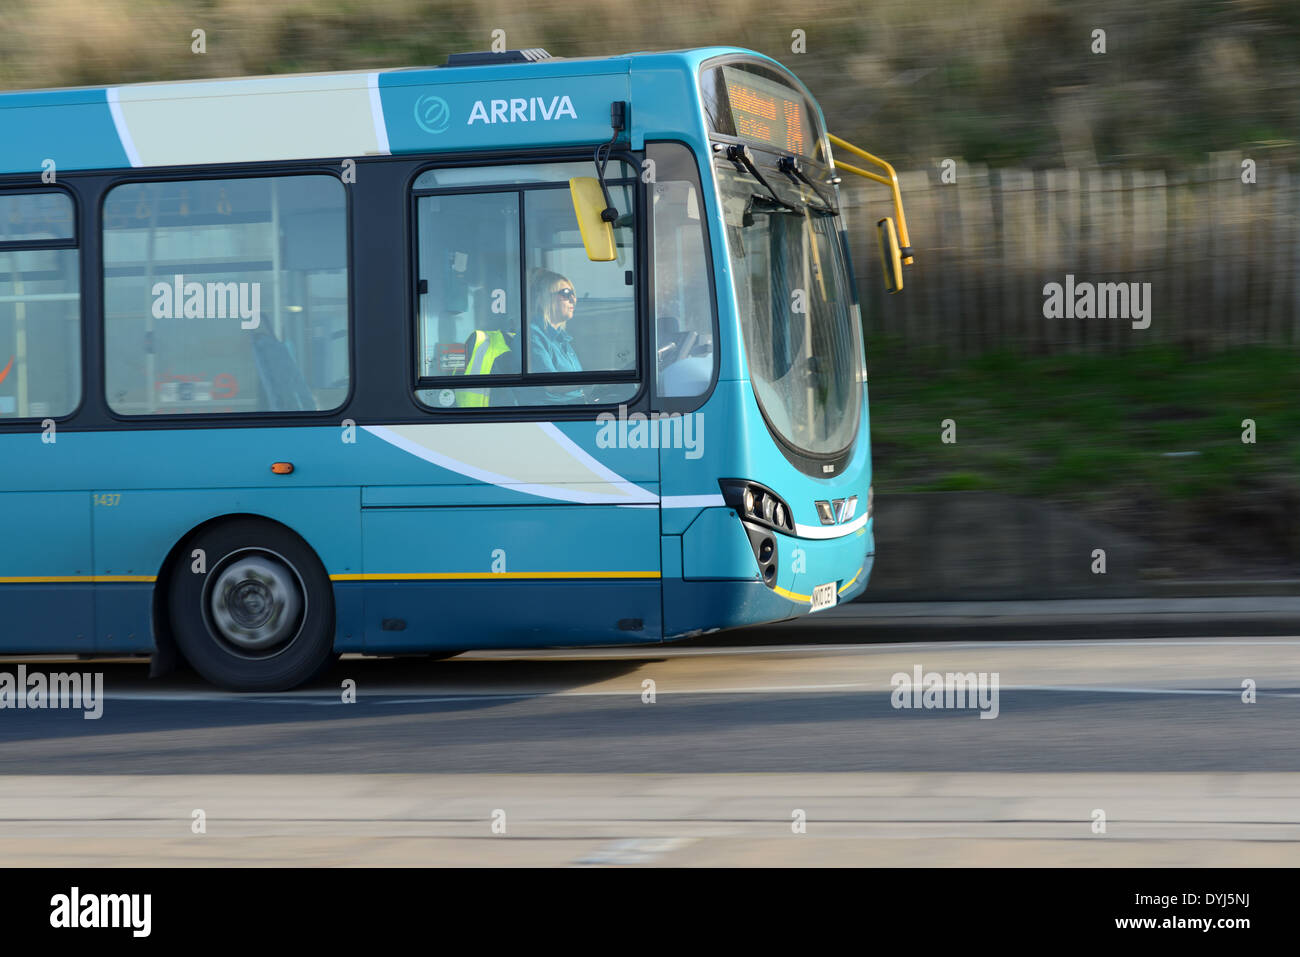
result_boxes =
[658,330,698,372]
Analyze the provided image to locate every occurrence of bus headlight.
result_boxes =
[719,479,794,533]
[719,480,795,591]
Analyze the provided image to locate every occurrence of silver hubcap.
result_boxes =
[208,554,303,651]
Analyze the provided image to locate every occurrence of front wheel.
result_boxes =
[168,518,337,691]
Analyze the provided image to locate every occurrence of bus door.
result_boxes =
[0,190,94,652]
[643,143,724,634]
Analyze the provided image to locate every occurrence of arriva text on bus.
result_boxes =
[467,96,577,124]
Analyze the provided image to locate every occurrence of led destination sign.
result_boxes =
[705,63,823,161]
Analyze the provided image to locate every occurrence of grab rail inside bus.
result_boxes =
[827,133,914,266]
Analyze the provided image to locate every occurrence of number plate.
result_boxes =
[810,581,838,613]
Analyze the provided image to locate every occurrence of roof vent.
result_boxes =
[444,49,553,67]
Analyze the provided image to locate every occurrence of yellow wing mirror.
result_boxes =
[569,177,617,262]
[827,132,915,293]
[877,217,904,294]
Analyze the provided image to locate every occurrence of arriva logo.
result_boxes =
[468,95,577,125]
[414,94,451,134]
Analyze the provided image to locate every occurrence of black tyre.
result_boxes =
[168,518,336,691]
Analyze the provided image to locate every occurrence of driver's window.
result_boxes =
[412,162,638,410]
[510,182,636,406]
[649,142,715,400]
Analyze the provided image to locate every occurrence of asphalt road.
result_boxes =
[1,613,1297,864]
[2,642,1298,774]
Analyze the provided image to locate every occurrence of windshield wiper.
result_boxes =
[778,155,839,216]
[748,193,803,213]
[744,193,835,225]
[801,199,839,217]
[725,144,801,213]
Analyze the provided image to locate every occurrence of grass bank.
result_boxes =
[867,343,1300,569]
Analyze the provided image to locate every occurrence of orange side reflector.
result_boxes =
[271,462,294,475]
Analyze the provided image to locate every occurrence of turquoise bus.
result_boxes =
[0,47,912,690]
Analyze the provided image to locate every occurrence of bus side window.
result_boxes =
[0,192,80,420]
[525,185,635,377]
[103,175,348,416]
[414,191,522,407]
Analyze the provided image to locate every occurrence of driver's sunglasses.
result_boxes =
[555,288,576,302]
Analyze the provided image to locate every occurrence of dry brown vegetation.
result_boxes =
[0,0,1297,169]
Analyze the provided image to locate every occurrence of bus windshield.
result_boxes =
[717,162,861,462]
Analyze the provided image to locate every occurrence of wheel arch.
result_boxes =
[150,512,326,675]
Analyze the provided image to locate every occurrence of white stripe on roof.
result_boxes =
[366,72,390,155]
[113,73,384,166]
[105,87,142,167]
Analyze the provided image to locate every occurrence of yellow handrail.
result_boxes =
[827,133,914,265]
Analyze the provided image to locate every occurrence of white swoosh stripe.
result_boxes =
[793,511,871,539]
[661,495,726,509]
[536,422,656,501]
[364,423,657,505]
[365,424,864,529]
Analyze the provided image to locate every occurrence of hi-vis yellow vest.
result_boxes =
[456,330,514,407]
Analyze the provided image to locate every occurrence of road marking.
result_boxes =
[4,637,1299,671]
[462,637,1300,659]
[995,685,1300,697]
[330,570,659,581]
[574,838,694,866]
[77,683,1300,704]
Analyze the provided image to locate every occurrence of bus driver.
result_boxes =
[527,268,584,401]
